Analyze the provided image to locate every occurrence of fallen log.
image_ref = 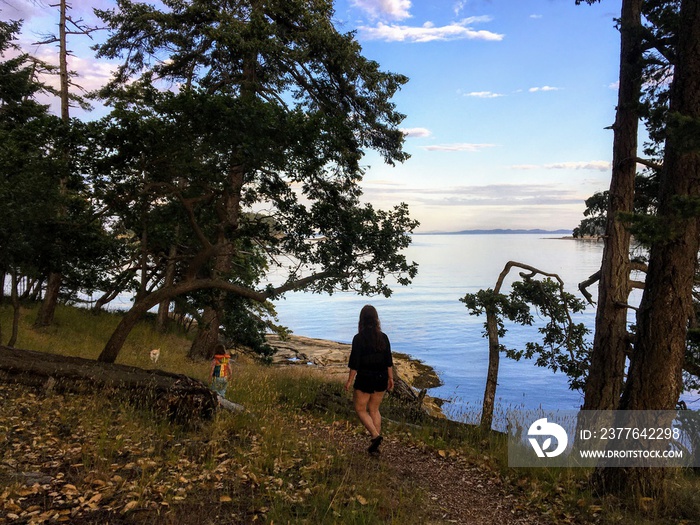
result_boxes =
[0,345,219,424]
[217,395,246,413]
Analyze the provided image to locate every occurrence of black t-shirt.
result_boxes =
[348,331,393,372]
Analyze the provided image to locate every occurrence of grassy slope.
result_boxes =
[0,304,698,524]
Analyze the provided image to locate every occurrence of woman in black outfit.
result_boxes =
[345,305,394,454]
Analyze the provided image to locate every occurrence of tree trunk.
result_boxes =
[156,298,171,333]
[28,278,42,302]
[480,308,500,430]
[34,272,62,328]
[0,345,219,424]
[583,0,643,412]
[479,262,512,431]
[138,226,148,301]
[157,243,178,332]
[188,306,220,360]
[97,271,328,364]
[596,0,700,496]
[36,1,71,330]
[188,34,254,360]
[58,0,69,123]
[8,271,20,348]
[190,164,245,359]
[0,269,4,344]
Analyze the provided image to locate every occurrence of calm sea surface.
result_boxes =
[272,233,608,420]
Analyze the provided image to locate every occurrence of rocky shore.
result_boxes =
[265,334,445,417]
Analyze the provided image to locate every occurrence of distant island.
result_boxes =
[419,228,573,235]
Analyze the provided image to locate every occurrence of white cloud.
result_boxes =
[529,86,561,92]
[530,14,543,19]
[72,58,117,92]
[401,127,432,138]
[423,143,496,152]
[27,44,116,93]
[352,0,412,21]
[511,161,611,171]
[359,17,503,43]
[454,1,466,17]
[464,91,504,98]
[362,179,407,187]
[362,182,584,207]
[358,182,588,231]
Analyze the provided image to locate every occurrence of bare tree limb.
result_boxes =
[634,156,663,171]
[579,261,647,305]
[579,270,601,305]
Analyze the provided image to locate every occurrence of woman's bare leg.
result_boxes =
[367,390,385,436]
[353,390,380,438]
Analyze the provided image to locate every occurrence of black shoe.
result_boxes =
[367,435,383,454]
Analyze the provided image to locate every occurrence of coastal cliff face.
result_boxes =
[264,334,444,417]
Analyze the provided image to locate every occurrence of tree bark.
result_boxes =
[34,272,61,328]
[0,345,219,423]
[596,0,700,496]
[35,0,71,329]
[623,0,700,419]
[93,269,137,312]
[58,0,69,122]
[96,272,331,364]
[157,243,178,332]
[481,306,501,431]
[93,288,121,312]
[188,306,220,360]
[8,271,20,348]
[156,298,171,332]
[189,164,245,360]
[583,0,643,412]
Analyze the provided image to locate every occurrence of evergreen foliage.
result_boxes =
[2,2,419,358]
[461,277,591,391]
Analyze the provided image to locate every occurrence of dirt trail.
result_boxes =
[269,336,554,524]
[312,423,553,525]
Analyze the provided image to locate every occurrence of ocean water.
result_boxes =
[271,233,608,419]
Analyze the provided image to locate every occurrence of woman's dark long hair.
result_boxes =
[358,305,385,352]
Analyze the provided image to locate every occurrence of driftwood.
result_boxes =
[0,345,219,424]
[390,370,427,406]
[218,395,246,413]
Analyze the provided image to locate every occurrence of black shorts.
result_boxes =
[354,370,388,394]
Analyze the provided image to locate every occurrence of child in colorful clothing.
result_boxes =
[209,344,233,397]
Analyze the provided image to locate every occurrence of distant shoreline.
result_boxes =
[416,228,573,235]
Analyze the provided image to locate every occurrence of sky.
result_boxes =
[1,0,624,232]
